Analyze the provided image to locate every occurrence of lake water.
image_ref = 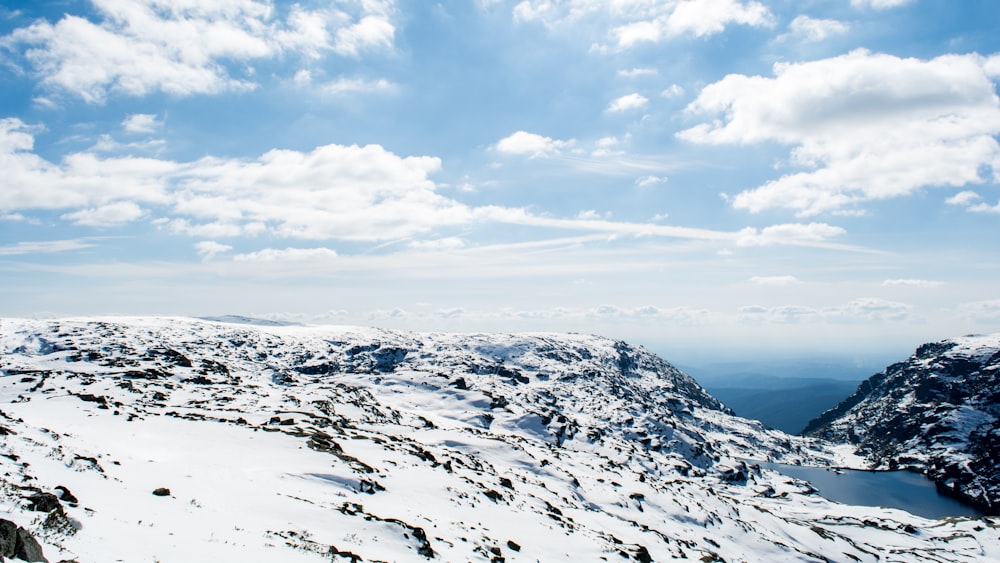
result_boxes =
[759,462,984,519]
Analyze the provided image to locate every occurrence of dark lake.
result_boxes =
[760,462,984,519]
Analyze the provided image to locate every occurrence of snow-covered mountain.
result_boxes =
[0,317,996,562]
[804,333,1000,515]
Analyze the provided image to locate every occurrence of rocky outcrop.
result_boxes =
[804,333,1000,514]
[0,519,48,562]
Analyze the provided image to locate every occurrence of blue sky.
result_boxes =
[1,0,999,360]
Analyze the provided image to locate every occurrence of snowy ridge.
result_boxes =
[0,317,996,562]
[804,333,1000,515]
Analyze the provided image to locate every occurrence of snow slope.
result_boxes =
[0,317,996,562]
[804,333,1000,515]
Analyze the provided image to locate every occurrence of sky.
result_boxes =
[1,0,999,362]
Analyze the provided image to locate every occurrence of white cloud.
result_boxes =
[0,118,178,211]
[507,0,772,47]
[635,175,667,188]
[0,239,95,256]
[194,240,232,261]
[782,15,848,42]
[680,50,1000,216]
[749,275,801,286]
[736,222,846,247]
[945,189,1000,213]
[122,113,163,134]
[607,93,649,113]
[233,247,339,262]
[740,297,912,324]
[882,279,943,288]
[833,297,912,322]
[946,190,982,206]
[493,131,574,158]
[317,77,394,95]
[60,201,145,226]
[408,237,466,250]
[3,118,876,251]
[851,0,913,9]
[0,0,397,102]
[333,15,395,56]
[612,0,772,47]
[661,84,685,98]
[617,67,658,78]
[968,200,1000,214]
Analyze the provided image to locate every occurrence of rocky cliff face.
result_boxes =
[804,333,1000,514]
[1,317,996,562]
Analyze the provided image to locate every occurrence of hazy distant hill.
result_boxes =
[703,378,862,434]
[682,358,881,434]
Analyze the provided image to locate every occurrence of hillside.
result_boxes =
[804,333,1000,515]
[0,317,996,562]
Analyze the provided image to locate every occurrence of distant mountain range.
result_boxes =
[0,317,996,561]
[804,333,1000,515]
[700,377,862,435]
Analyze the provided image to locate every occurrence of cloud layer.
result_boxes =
[680,50,1000,216]
[1,0,396,102]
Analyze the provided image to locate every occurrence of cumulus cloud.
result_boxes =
[946,190,982,206]
[122,113,163,134]
[233,247,338,262]
[0,0,397,102]
[607,93,649,113]
[968,201,1000,214]
[781,15,848,42]
[611,0,772,47]
[508,0,771,47]
[945,190,1000,213]
[661,84,685,98]
[0,118,178,211]
[333,15,395,56]
[635,175,667,188]
[60,201,145,226]
[493,131,575,158]
[3,117,875,251]
[617,67,658,78]
[740,298,912,324]
[736,222,846,247]
[0,117,464,241]
[586,304,717,325]
[679,50,1000,216]
[318,77,395,95]
[194,240,232,261]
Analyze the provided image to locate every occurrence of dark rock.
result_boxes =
[0,519,48,562]
[54,486,78,505]
[25,493,62,513]
[0,519,17,557]
[152,487,171,497]
[506,540,520,552]
[15,527,48,562]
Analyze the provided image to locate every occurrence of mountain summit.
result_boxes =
[804,333,1000,514]
[1,318,996,561]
